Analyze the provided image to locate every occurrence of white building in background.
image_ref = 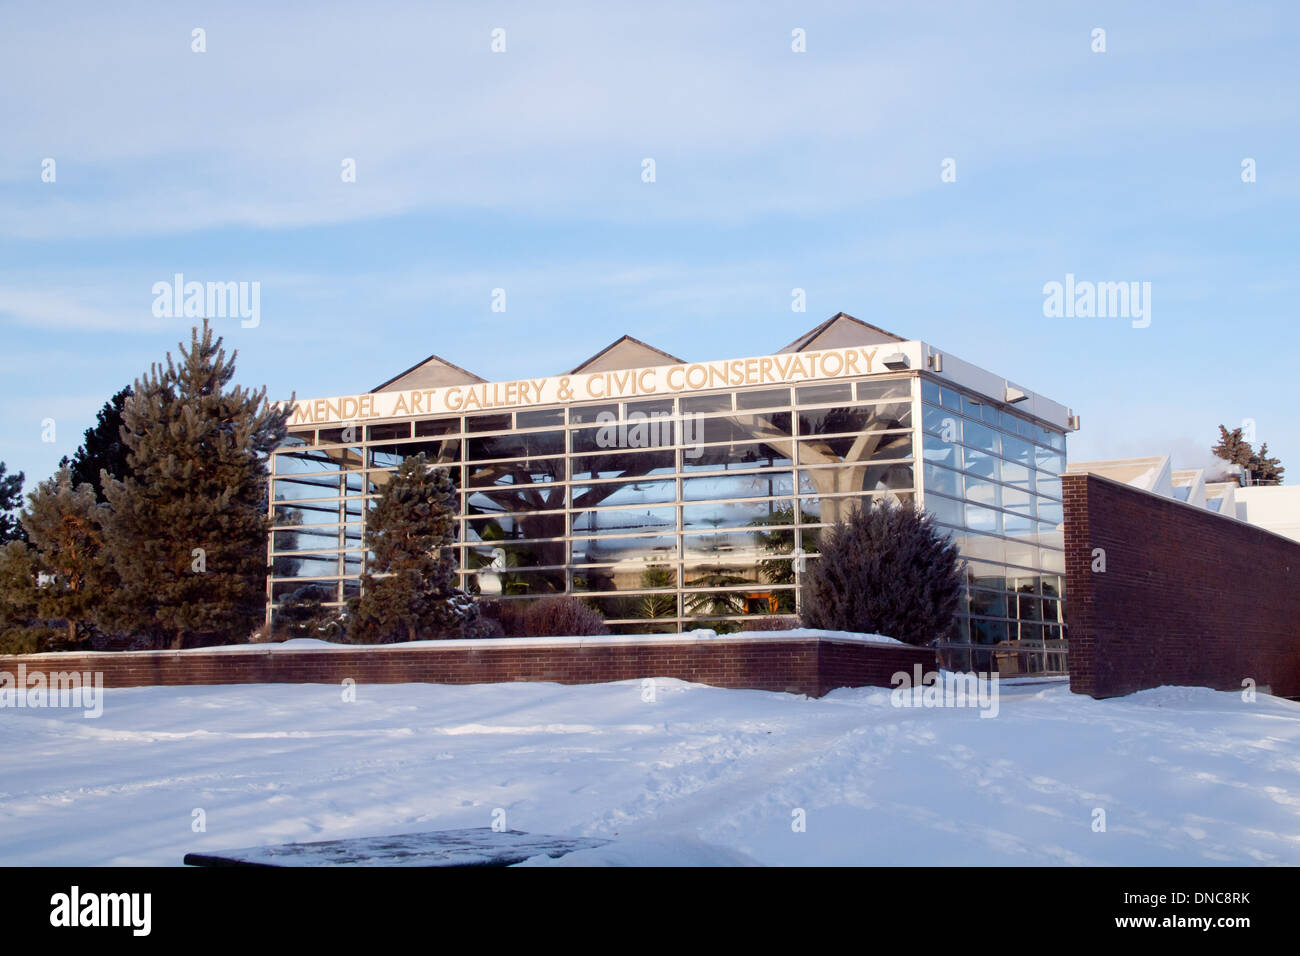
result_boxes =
[1235,486,1300,543]
[1066,454,1298,542]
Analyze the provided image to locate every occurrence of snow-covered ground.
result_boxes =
[2,677,1298,866]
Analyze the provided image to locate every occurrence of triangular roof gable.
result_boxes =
[568,335,685,374]
[778,312,907,353]
[372,353,485,392]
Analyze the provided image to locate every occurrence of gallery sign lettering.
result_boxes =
[285,344,913,427]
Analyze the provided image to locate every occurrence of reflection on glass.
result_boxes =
[466,457,564,488]
[469,431,564,460]
[571,479,676,507]
[680,442,792,473]
[571,449,676,481]
[572,507,676,536]
[800,404,910,436]
[570,535,677,566]
[682,499,793,532]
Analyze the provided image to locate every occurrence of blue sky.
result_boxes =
[1,1,1297,488]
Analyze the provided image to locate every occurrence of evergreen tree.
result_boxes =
[0,462,24,543]
[99,320,289,648]
[1249,442,1285,485]
[20,467,107,648]
[59,386,133,499]
[347,454,479,643]
[0,540,51,654]
[1211,425,1254,470]
[274,583,345,641]
[800,499,963,646]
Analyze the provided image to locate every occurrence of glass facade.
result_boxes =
[919,379,1068,675]
[267,367,1068,672]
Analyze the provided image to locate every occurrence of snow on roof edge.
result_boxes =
[9,629,908,658]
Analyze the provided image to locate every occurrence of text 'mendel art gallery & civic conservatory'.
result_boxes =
[268,314,1076,674]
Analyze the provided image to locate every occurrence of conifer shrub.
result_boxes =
[274,584,345,641]
[346,454,481,642]
[522,595,609,637]
[799,499,963,646]
[478,600,527,637]
[738,615,801,632]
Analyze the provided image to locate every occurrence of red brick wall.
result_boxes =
[1063,472,1300,698]
[0,634,935,699]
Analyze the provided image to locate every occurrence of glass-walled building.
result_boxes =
[267,313,1076,673]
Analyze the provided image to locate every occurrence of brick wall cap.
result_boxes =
[3,629,909,660]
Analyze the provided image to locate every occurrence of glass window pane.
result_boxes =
[800,403,911,436]
[568,403,619,424]
[698,411,793,444]
[466,457,564,488]
[923,462,960,499]
[971,618,1010,645]
[571,418,674,454]
[366,421,410,441]
[571,479,677,507]
[964,478,1001,509]
[1001,434,1033,467]
[572,449,677,481]
[923,403,958,438]
[516,408,565,428]
[796,383,853,405]
[1004,511,1034,534]
[968,589,1008,617]
[465,512,566,542]
[414,417,459,438]
[681,529,778,559]
[468,566,567,597]
[368,438,461,468]
[624,398,674,417]
[466,413,512,433]
[468,540,569,568]
[735,388,789,410]
[925,493,964,528]
[963,447,1000,481]
[572,506,677,536]
[572,563,677,594]
[680,442,793,473]
[798,462,914,493]
[1002,461,1031,491]
[680,394,732,414]
[1035,447,1065,475]
[571,535,677,565]
[857,378,911,402]
[922,432,961,469]
[1037,500,1064,524]
[682,499,795,532]
[1036,475,1062,499]
[963,419,1000,455]
[965,502,1001,533]
[467,486,567,515]
[798,432,912,466]
[684,472,795,500]
[469,430,565,460]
